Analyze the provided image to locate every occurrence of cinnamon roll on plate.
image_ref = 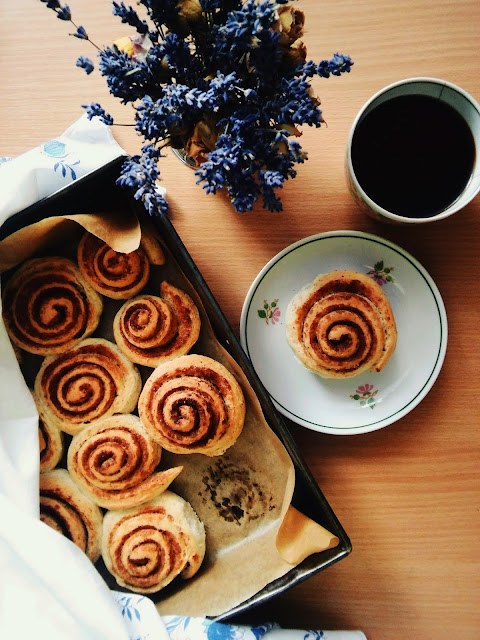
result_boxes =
[286,270,397,378]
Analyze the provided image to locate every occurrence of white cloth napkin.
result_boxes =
[0,112,125,221]
[0,115,366,640]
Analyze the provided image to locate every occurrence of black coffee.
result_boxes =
[351,94,476,217]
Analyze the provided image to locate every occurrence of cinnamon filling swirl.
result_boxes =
[101,491,205,593]
[40,469,103,562]
[77,232,150,299]
[286,270,397,378]
[67,414,182,509]
[113,282,201,367]
[138,355,245,456]
[2,257,102,355]
[38,411,63,473]
[34,338,142,435]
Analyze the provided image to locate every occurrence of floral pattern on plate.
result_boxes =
[350,383,378,409]
[367,260,395,286]
[257,299,280,325]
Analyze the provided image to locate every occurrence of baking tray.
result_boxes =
[0,157,351,621]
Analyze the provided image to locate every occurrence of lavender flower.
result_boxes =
[56,4,71,20]
[76,56,94,75]
[317,53,354,78]
[39,0,354,214]
[82,102,114,125]
[117,146,168,216]
[73,26,88,40]
[112,2,149,34]
[139,0,182,34]
[40,0,71,20]
[267,76,323,126]
[155,32,202,84]
[98,46,154,103]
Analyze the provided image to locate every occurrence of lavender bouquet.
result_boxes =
[40,0,352,214]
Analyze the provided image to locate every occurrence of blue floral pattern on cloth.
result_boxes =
[164,616,277,640]
[111,593,278,640]
[43,140,68,158]
[42,139,80,180]
[111,592,168,640]
[110,592,364,640]
[118,595,142,622]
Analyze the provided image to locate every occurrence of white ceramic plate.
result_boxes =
[240,231,448,435]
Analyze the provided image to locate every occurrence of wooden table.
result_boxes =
[1,1,479,638]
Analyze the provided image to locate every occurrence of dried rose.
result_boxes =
[113,34,153,63]
[113,35,135,57]
[113,33,171,78]
[284,38,307,65]
[274,6,305,47]
[185,120,219,166]
[178,0,203,25]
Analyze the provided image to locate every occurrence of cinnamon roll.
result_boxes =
[102,491,205,594]
[139,227,166,266]
[138,354,245,456]
[40,469,103,562]
[35,392,64,473]
[67,414,183,510]
[77,232,151,299]
[34,338,142,435]
[286,270,397,378]
[2,256,102,355]
[113,282,201,367]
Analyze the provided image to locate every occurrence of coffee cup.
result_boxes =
[346,77,480,224]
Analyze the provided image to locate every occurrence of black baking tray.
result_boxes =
[0,157,351,621]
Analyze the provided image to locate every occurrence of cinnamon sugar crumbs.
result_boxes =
[199,457,275,525]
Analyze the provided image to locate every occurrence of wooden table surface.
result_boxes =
[1,1,479,638]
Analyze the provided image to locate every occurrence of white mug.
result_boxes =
[346,77,480,224]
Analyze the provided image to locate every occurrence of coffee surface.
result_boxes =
[351,94,476,217]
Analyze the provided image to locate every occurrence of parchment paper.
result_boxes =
[0,211,339,617]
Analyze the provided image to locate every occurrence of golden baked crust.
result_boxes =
[77,231,150,299]
[102,491,205,593]
[34,391,64,473]
[113,282,201,367]
[2,256,102,355]
[67,414,182,509]
[138,354,245,456]
[40,469,103,563]
[286,270,397,378]
[34,338,142,435]
[139,226,166,266]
